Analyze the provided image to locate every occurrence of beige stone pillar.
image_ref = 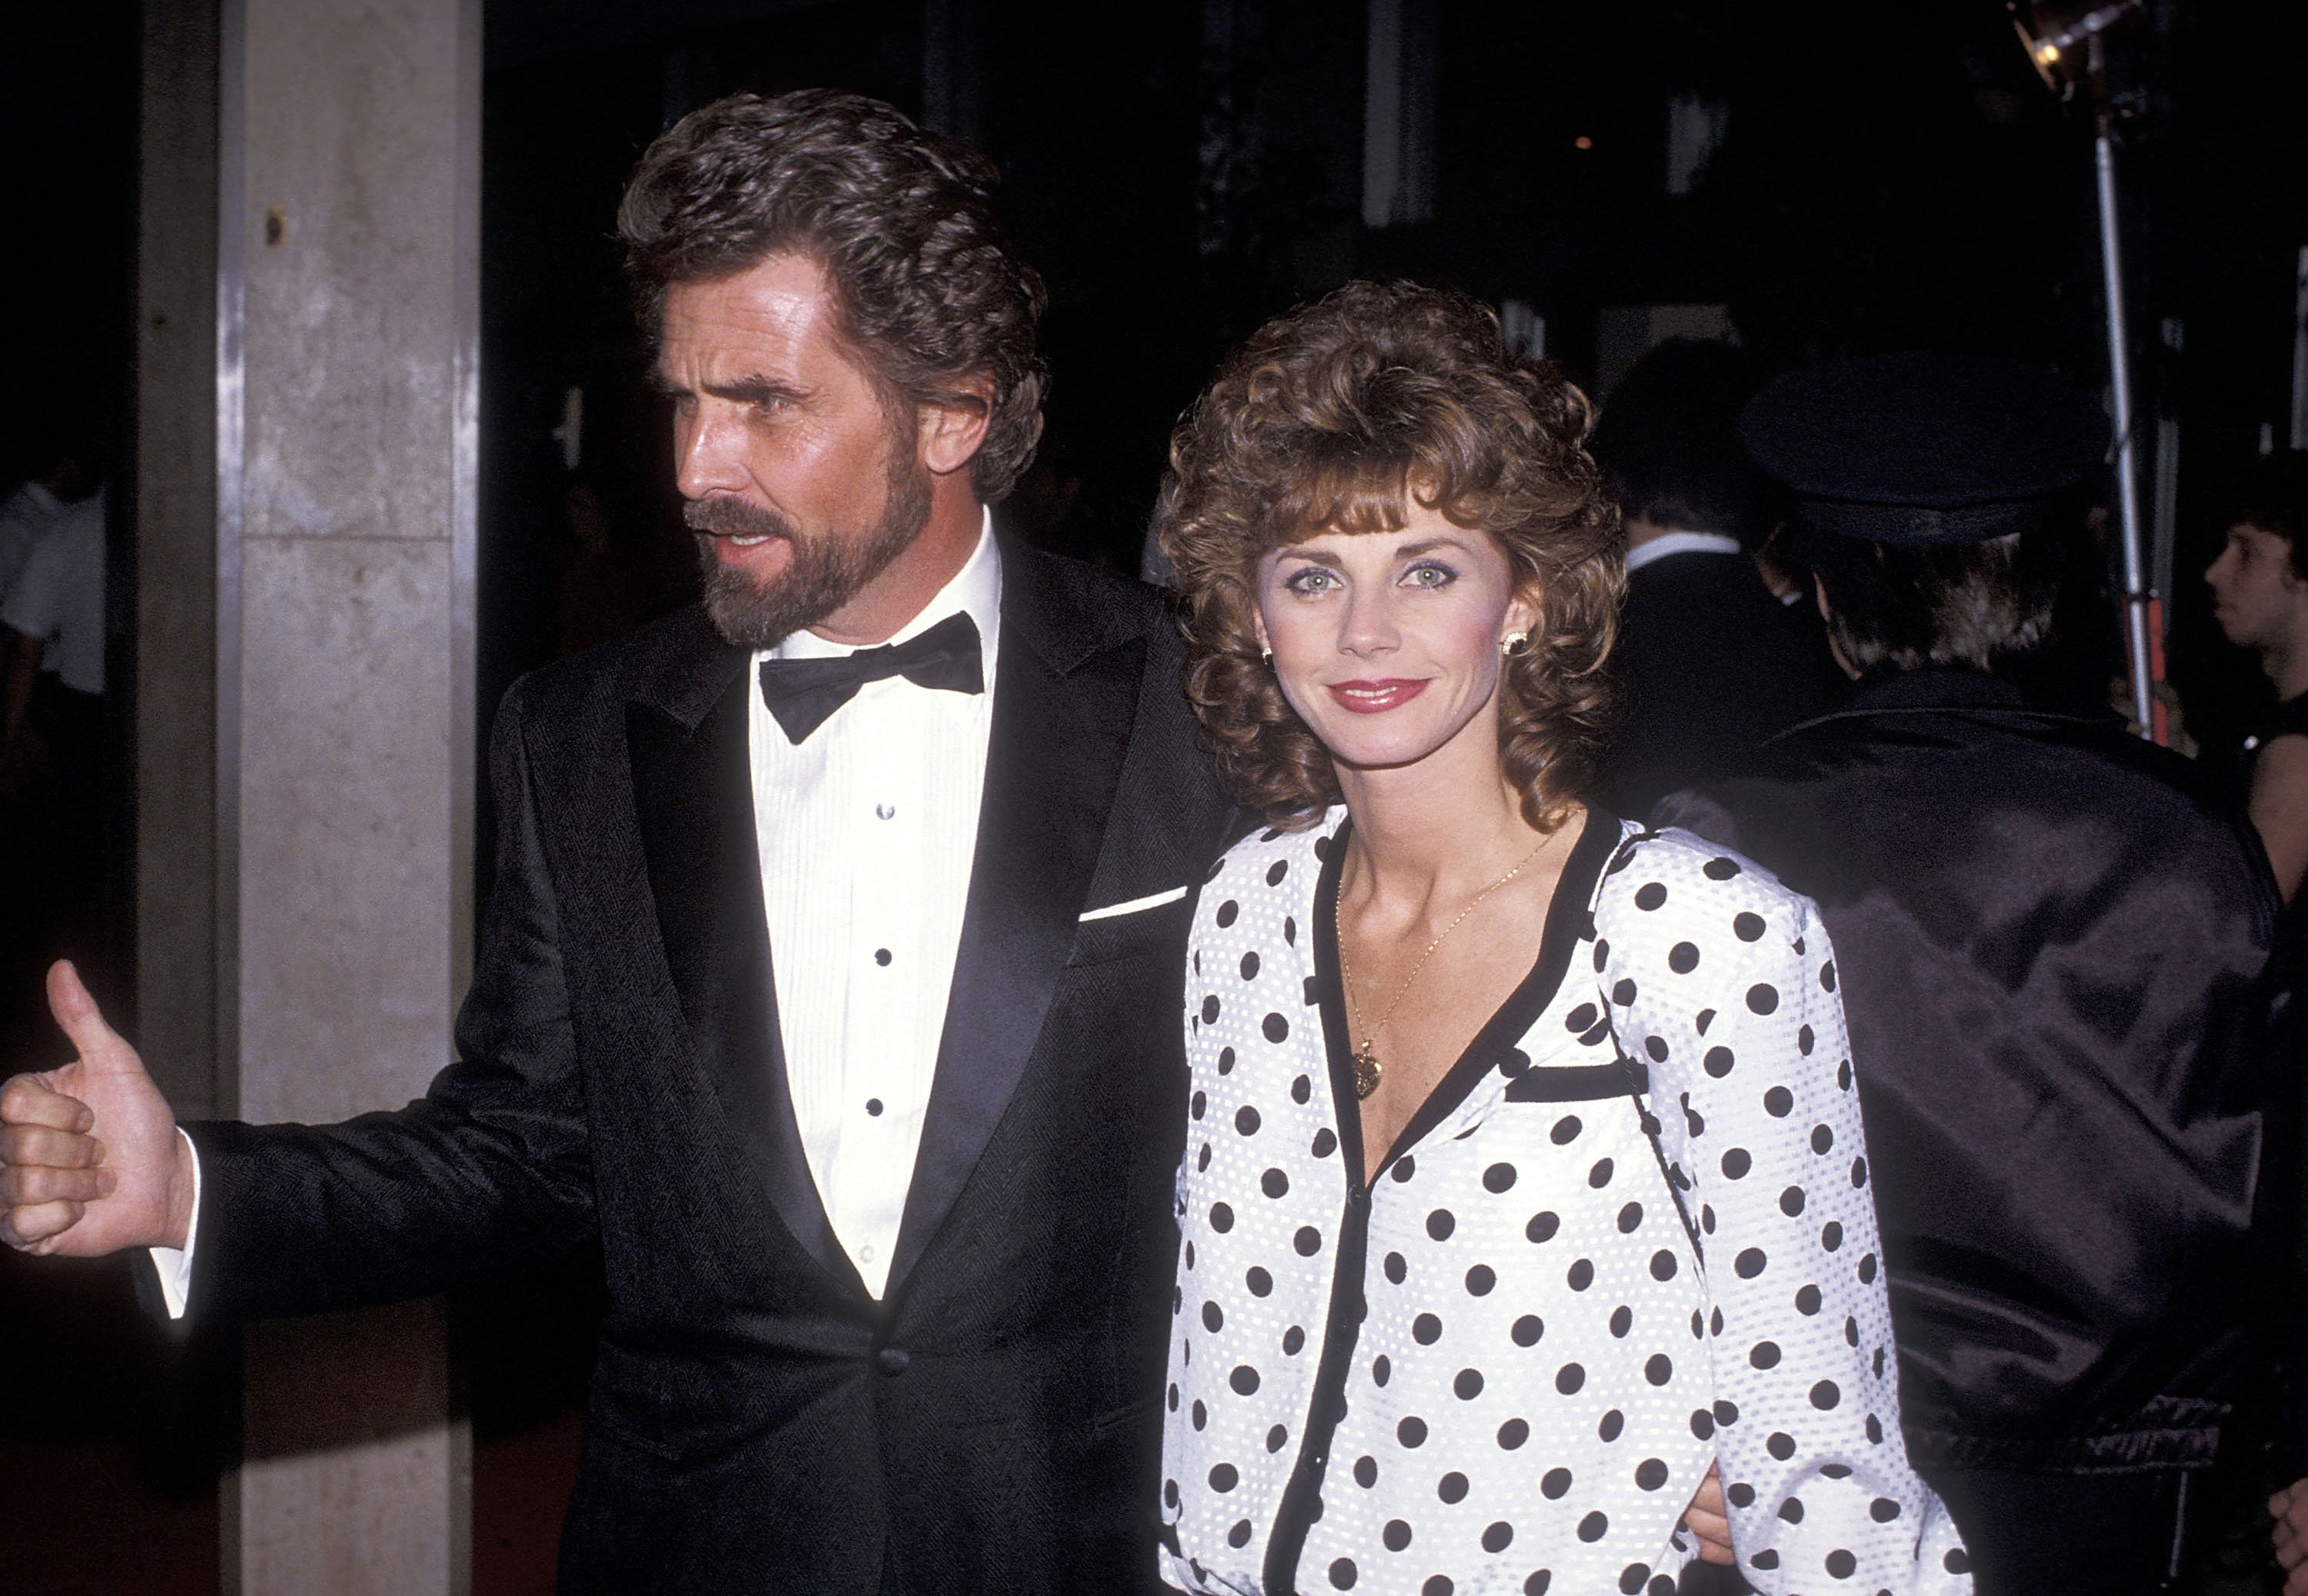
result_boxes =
[138,0,480,1589]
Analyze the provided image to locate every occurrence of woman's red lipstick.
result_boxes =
[1325,678,1429,714]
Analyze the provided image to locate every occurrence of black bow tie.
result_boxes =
[757,611,985,742]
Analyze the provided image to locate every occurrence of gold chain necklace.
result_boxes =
[1336,833,1553,1101]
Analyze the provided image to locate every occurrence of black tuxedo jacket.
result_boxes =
[178,541,1243,1593]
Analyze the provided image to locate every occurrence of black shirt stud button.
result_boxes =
[876,1347,910,1377]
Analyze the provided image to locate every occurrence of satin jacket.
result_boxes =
[1657,667,2280,1474]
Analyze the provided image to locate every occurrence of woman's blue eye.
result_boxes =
[1405,562,1456,588]
[1285,568,1337,593]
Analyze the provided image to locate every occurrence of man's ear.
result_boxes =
[1815,583,1862,681]
[917,373,996,478]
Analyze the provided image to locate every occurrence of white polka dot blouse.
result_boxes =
[1159,808,1971,1595]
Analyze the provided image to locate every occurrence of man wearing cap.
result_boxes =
[1656,353,2280,1595]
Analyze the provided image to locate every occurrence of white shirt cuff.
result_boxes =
[146,1128,201,1320]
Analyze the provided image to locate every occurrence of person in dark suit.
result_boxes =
[1589,338,1841,818]
[0,91,1242,1594]
[1655,354,2281,1596]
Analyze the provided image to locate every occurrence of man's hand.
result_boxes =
[0,960,192,1255]
[1681,1461,1734,1565]
[2271,1478,2308,1594]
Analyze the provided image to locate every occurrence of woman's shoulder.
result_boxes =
[1593,822,1816,935]
[1203,806,1345,898]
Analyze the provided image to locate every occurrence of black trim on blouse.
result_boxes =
[1262,805,1619,1593]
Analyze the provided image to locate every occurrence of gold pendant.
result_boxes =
[1353,1043,1382,1101]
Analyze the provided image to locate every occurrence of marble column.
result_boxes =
[137,0,480,1589]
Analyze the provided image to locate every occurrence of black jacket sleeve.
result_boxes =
[183,676,598,1320]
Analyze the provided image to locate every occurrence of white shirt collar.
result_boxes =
[1624,528,1743,574]
[764,507,1002,665]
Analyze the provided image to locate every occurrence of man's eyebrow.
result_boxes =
[704,374,806,406]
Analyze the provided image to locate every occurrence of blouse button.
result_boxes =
[876,802,896,820]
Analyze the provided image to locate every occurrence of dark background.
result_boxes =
[2,2,2306,1591]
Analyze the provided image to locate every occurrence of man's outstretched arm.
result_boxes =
[0,675,598,1312]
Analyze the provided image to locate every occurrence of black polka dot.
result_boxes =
[1266,858,1289,885]
[1262,1012,1289,1042]
[1353,1454,1378,1486]
[1821,960,1837,991]
[1767,1431,1796,1461]
[1209,1201,1233,1231]
[1284,915,1297,945]
[1763,1085,1793,1117]
[1564,1002,1599,1034]
[1811,1123,1834,1154]
[1721,1148,1751,1178]
[1200,995,1220,1023]
[1619,1568,1650,1596]
[1164,1478,1179,1507]
[1822,1220,1844,1251]
[1751,1341,1782,1369]
[1455,1368,1485,1400]
[1609,1305,1633,1337]
[1382,1251,1407,1284]
[1668,942,1699,974]
[1465,1264,1496,1296]
[1228,1519,1252,1547]
[1216,1046,1236,1075]
[1392,1158,1417,1182]
[1497,1418,1529,1449]
[1588,1158,1614,1188]
[1750,1550,1779,1571]
[1644,1035,1669,1061]
[1238,950,1259,981]
[1439,1471,1470,1503]
[1946,1549,1972,1574]
[1247,1265,1272,1296]
[1483,1162,1518,1193]
[1527,1211,1560,1243]
[1294,1225,1322,1256]
[1383,1519,1412,1551]
[1746,983,1779,1015]
[1556,1362,1586,1394]
[1599,1408,1624,1441]
[1215,899,1239,927]
[1826,1548,1856,1578]
[1328,1556,1356,1588]
[1735,1247,1767,1279]
[1779,1185,1807,1215]
[1426,1580,1454,1596]
[1777,1497,1805,1524]
[1635,1457,1669,1490]
[1192,1399,1205,1428]
[1230,1365,1259,1394]
[1650,1249,1679,1281]
[1282,1326,1305,1354]
[1613,978,1639,1005]
[1853,1155,1869,1188]
[1811,1380,1841,1409]
[1705,857,1740,879]
[1525,1576,1550,1596]
[1689,1408,1715,1439]
[1291,1075,1312,1104]
[1644,1353,1673,1385]
[1703,1045,1735,1078]
[1202,1301,1223,1331]
[1512,1314,1544,1346]
[1578,1511,1609,1542]
[1426,1209,1456,1241]
[1412,1313,1442,1344]
[1311,1127,1338,1158]
[1796,1284,1822,1314]
[1209,1463,1239,1491]
[1567,1258,1595,1291]
[1726,1481,1753,1506]
[1397,1416,1427,1448]
[1733,911,1766,941]
[1869,1497,1901,1523]
[1374,1354,1390,1386]
[1550,1115,1583,1145]
[1482,1521,1515,1553]
[1635,881,1667,910]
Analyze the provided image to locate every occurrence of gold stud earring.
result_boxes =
[1501,631,1532,657]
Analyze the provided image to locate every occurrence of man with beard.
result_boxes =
[0,91,1243,1594]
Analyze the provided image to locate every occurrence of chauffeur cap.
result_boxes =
[1736,352,2108,546]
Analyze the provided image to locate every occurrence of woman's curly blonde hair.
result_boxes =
[1152,280,1623,833]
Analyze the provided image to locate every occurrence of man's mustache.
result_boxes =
[683,497,793,541]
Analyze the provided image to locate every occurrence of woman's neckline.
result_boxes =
[1309,804,1623,1191]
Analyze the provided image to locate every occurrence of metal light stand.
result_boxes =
[2085,33,2162,741]
[2018,0,2161,740]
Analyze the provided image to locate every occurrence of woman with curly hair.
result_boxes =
[1150,282,1968,1596]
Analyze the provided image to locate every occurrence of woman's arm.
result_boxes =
[1606,851,1969,1593]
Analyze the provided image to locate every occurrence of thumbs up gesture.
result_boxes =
[0,961,195,1255]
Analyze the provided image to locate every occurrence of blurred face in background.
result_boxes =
[2206,520,2306,656]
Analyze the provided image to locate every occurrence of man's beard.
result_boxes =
[687,452,934,650]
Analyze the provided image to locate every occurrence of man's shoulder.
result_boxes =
[1002,541,1180,663]
[496,604,732,733]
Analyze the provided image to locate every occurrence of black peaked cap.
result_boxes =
[1737,352,2108,545]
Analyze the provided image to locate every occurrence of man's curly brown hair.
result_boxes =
[1153,280,1622,832]
[617,88,1047,501]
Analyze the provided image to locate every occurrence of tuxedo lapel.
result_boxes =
[886,545,1145,1294]
[625,638,864,1297]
